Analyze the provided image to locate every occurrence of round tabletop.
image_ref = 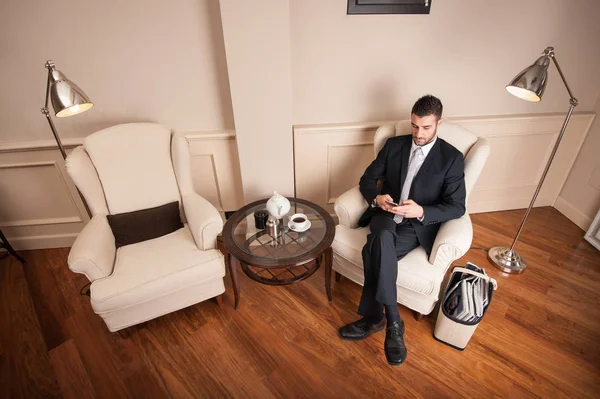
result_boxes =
[222,197,335,268]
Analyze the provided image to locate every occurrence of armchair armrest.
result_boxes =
[183,193,223,250]
[428,213,473,272]
[68,215,116,282]
[334,185,369,229]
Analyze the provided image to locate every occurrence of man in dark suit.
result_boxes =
[338,95,466,366]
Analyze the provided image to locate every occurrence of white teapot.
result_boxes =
[266,191,291,219]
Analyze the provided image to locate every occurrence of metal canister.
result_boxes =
[266,216,280,239]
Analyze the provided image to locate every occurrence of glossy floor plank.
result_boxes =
[49,339,96,399]
[1,207,599,398]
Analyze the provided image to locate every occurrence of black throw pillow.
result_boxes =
[107,201,184,248]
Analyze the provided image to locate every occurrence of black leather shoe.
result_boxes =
[339,317,386,340]
[384,321,407,365]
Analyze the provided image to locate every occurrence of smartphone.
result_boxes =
[385,200,400,207]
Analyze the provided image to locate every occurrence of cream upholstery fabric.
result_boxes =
[99,279,225,332]
[463,138,489,197]
[334,186,367,230]
[171,131,224,250]
[84,123,181,214]
[65,147,109,215]
[68,214,115,280]
[66,123,225,332]
[171,131,196,196]
[333,120,490,315]
[91,227,224,313]
[182,194,224,250]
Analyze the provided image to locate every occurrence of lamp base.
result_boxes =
[487,247,527,274]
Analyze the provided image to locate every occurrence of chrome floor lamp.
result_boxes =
[41,60,94,217]
[488,47,578,274]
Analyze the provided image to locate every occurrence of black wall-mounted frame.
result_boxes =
[347,0,431,15]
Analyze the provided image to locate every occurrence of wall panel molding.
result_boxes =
[185,130,244,212]
[0,138,84,153]
[294,113,595,217]
[326,142,373,204]
[0,130,243,250]
[0,217,82,228]
[0,154,87,252]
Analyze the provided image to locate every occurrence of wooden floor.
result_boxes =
[1,207,599,398]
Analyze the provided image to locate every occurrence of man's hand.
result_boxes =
[375,194,395,211]
[390,200,424,219]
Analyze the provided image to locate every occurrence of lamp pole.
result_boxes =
[41,61,68,159]
[41,60,94,218]
[488,47,578,274]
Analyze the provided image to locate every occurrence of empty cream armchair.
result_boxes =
[66,123,225,332]
[332,120,490,318]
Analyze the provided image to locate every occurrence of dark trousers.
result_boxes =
[358,210,420,317]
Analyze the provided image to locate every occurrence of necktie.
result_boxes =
[394,147,424,224]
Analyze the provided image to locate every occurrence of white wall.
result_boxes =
[219,0,295,202]
[2,0,599,249]
[291,0,600,125]
[0,0,245,249]
[0,0,234,143]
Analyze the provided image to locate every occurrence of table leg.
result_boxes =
[324,247,333,301]
[227,253,240,310]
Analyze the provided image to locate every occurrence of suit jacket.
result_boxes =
[358,135,466,255]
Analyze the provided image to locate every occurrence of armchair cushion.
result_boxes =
[107,201,183,248]
[90,226,224,314]
[68,215,116,281]
[333,225,440,296]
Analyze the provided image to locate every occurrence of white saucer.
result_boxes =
[288,219,311,233]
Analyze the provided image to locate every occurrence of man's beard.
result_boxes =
[413,129,436,145]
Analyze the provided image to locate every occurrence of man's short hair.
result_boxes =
[411,95,443,120]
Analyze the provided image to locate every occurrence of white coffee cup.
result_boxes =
[289,213,308,230]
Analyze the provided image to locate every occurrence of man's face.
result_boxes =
[411,114,442,146]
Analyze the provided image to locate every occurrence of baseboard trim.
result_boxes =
[8,233,78,250]
[554,196,592,231]
[468,196,554,214]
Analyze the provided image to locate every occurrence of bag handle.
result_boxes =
[452,267,498,290]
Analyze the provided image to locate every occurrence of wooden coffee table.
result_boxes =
[220,198,335,309]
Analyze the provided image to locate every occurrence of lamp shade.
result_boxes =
[49,69,93,117]
[506,54,551,102]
